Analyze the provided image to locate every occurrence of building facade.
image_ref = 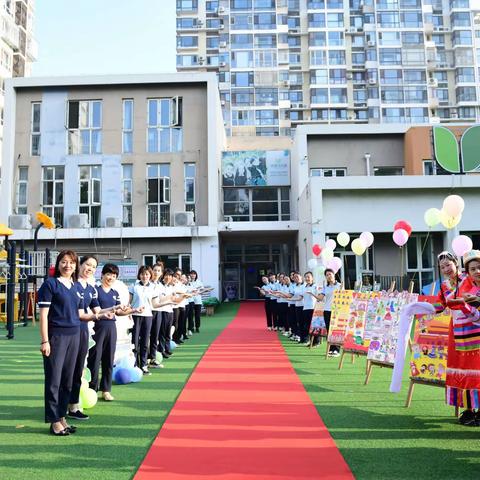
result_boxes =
[176,0,480,136]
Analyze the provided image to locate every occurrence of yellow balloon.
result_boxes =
[424,208,441,228]
[321,248,334,262]
[337,232,350,247]
[439,209,461,229]
[351,238,366,256]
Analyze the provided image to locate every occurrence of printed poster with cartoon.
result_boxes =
[343,292,379,353]
[367,292,418,365]
[310,301,327,337]
[327,290,354,344]
[409,295,450,383]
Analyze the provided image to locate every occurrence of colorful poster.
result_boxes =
[310,301,326,337]
[409,296,450,383]
[327,290,354,344]
[367,292,418,365]
[343,292,377,353]
[94,261,138,285]
[221,150,290,187]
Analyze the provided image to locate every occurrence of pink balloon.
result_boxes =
[325,239,336,250]
[326,257,342,273]
[360,231,374,248]
[451,235,473,257]
[393,229,409,247]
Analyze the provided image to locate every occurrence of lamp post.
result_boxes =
[0,224,14,339]
[364,153,371,176]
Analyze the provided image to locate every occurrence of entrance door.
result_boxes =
[244,262,274,300]
[222,262,241,301]
[340,252,357,290]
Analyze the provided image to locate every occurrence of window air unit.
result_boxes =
[219,24,225,30]
[368,78,377,85]
[348,27,357,33]
[428,78,438,87]
[219,61,226,67]
[196,20,203,27]
[218,6,225,13]
[219,41,227,48]
[68,214,89,228]
[105,217,122,228]
[346,72,353,79]
[367,40,375,47]
[9,214,32,229]
[174,211,195,227]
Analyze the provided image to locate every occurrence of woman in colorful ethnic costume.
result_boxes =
[442,250,480,426]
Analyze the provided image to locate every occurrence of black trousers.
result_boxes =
[149,311,163,360]
[160,311,174,354]
[173,307,186,342]
[272,301,279,328]
[43,332,79,423]
[301,309,314,342]
[295,306,303,337]
[288,304,297,333]
[186,302,194,331]
[193,304,202,330]
[265,298,273,328]
[87,321,117,392]
[324,310,339,352]
[279,303,289,330]
[70,326,89,405]
[132,315,152,368]
[173,308,179,336]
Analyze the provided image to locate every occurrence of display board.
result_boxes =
[310,301,327,337]
[327,290,354,345]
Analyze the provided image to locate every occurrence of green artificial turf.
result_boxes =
[280,336,480,480]
[0,303,239,480]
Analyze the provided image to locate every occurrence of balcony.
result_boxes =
[1,11,19,50]
[26,36,38,60]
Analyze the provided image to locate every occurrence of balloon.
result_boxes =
[312,244,322,256]
[443,194,465,218]
[439,209,462,229]
[321,248,334,262]
[114,368,132,385]
[155,352,164,364]
[327,257,343,273]
[452,235,473,257]
[393,229,409,246]
[80,388,98,409]
[307,258,318,269]
[424,208,441,228]
[394,220,412,236]
[325,239,336,250]
[313,265,326,283]
[82,368,91,382]
[351,238,366,256]
[337,232,350,247]
[130,367,143,383]
[359,232,374,248]
[169,340,177,350]
[81,378,89,390]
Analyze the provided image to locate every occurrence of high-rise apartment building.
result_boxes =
[0,0,36,171]
[176,0,480,136]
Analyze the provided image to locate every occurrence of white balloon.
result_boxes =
[325,239,337,250]
[307,258,318,269]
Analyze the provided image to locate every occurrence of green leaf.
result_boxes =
[433,126,460,173]
[460,125,480,172]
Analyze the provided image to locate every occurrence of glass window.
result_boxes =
[42,166,64,227]
[328,31,344,47]
[79,165,101,228]
[31,102,41,156]
[311,88,329,103]
[327,13,344,27]
[67,100,102,155]
[147,164,171,227]
[308,13,325,28]
[147,98,182,153]
[184,163,196,216]
[328,50,346,65]
[16,166,28,215]
[379,48,402,65]
[380,69,402,84]
[122,99,133,154]
[330,88,347,103]
[309,32,326,47]
[403,70,426,84]
[311,69,328,84]
[455,67,475,83]
[177,36,198,47]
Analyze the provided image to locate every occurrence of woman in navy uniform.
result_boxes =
[38,250,95,435]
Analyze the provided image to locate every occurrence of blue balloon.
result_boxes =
[169,340,177,350]
[114,368,132,385]
[129,367,143,383]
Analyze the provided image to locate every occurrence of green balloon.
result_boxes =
[80,388,98,409]
[424,208,441,228]
[82,368,91,382]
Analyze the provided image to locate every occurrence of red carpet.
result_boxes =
[135,302,354,480]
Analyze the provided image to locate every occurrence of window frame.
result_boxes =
[30,102,41,156]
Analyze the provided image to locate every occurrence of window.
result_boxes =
[232,71,254,87]
[122,165,132,227]
[328,31,344,47]
[67,100,102,155]
[16,166,28,215]
[255,34,276,48]
[176,0,198,10]
[327,13,343,28]
[223,187,290,221]
[311,69,328,84]
[31,102,41,156]
[455,67,475,83]
[147,164,171,227]
[255,88,278,106]
[176,17,198,29]
[330,88,347,103]
[41,166,64,227]
[255,109,278,125]
[373,166,403,176]
[406,234,434,292]
[122,99,133,154]
[451,12,471,28]
[456,86,477,102]
[329,69,346,84]
[147,98,182,153]
[310,50,327,65]
[452,30,472,47]
[311,88,329,103]
[254,13,276,29]
[145,253,191,271]
[79,165,101,228]
[184,163,196,215]
[176,55,199,67]
[308,13,325,28]
[231,51,253,68]
[231,14,253,30]
[255,50,277,67]
[310,168,346,177]
[379,49,402,65]
[380,70,402,84]
[309,32,326,47]
[403,70,425,84]
[404,86,427,102]
[177,35,198,47]
[401,12,422,28]
[328,50,346,65]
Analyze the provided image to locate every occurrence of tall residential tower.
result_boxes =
[176,0,480,136]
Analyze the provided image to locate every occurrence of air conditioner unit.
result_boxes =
[9,214,31,229]
[281,80,290,87]
[224,215,233,222]
[428,78,438,87]
[290,27,300,33]
[348,114,356,120]
[346,72,353,80]
[198,56,205,64]
[451,109,458,118]
[105,217,122,228]
[174,211,195,227]
[219,41,227,48]
[220,99,226,106]
[291,102,301,108]
[219,24,225,30]
[219,61,226,67]
[196,20,203,27]
[348,27,357,33]
[218,6,225,13]
[367,40,375,47]
[68,214,89,228]
[368,78,377,85]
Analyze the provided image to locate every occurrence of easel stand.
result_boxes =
[325,341,342,359]
[405,378,459,417]
[339,349,366,370]
[364,360,394,385]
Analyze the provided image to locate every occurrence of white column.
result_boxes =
[191,235,220,299]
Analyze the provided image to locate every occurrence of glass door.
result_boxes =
[222,262,241,301]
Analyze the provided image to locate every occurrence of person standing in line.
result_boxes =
[289,272,305,343]
[287,272,298,339]
[271,275,289,333]
[129,266,156,374]
[302,271,318,346]
[316,269,341,356]
[149,262,165,368]
[185,274,195,336]
[172,269,186,344]
[280,275,293,336]
[87,263,137,400]
[171,269,183,344]
[38,250,88,435]
[262,273,275,330]
[178,273,192,340]
[158,269,176,358]
[189,270,204,333]
[271,273,283,330]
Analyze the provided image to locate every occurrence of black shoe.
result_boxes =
[67,410,89,421]
[162,352,171,359]
[177,339,184,344]
[49,424,69,436]
[183,336,190,340]
[459,409,477,426]
[195,328,200,333]
[65,424,77,433]
[150,360,161,369]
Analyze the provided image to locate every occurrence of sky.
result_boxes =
[32,0,177,77]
